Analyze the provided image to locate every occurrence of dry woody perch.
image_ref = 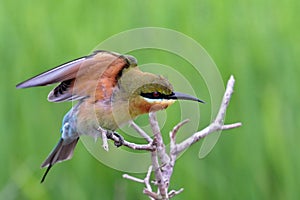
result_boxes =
[106,75,242,200]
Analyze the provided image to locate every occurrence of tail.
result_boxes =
[40,137,79,183]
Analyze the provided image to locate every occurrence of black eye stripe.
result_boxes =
[141,92,164,99]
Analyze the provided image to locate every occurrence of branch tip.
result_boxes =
[170,119,190,139]
[222,122,242,130]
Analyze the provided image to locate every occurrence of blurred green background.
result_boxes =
[1,0,299,199]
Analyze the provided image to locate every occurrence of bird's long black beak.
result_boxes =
[168,92,205,103]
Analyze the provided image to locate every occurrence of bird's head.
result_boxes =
[112,67,204,119]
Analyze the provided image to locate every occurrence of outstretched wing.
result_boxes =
[16,50,138,102]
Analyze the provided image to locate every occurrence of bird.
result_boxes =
[16,50,204,183]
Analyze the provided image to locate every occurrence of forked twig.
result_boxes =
[114,75,241,199]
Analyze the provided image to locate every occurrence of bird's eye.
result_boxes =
[152,91,160,98]
[140,91,163,99]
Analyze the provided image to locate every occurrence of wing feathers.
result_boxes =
[16,51,138,102]
[16,57,86,88]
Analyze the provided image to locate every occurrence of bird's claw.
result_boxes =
[106,131,124,147]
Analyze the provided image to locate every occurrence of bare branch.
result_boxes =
[123,174,145,183]
[168,188,184,198]
[145,166,153,193]
[214,75,235,124]
[170,119,190,140]
[97,126,109,151]
[108,133,155,151]
[123,166,155,200]
[149,112,170,165]
[130,121,153,143]
[122,139,155,151]
[150,142,164,195]
[169,119,190,164]
[143,189,159,199]
[149,112,161,136]
[222,122,242,130]
[119,75,241,200]
[173,75,241,155]
[149,112,170,199]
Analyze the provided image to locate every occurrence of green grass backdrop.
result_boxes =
[1,0,299,199]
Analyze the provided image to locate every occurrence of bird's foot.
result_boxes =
[106,131,124,147]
